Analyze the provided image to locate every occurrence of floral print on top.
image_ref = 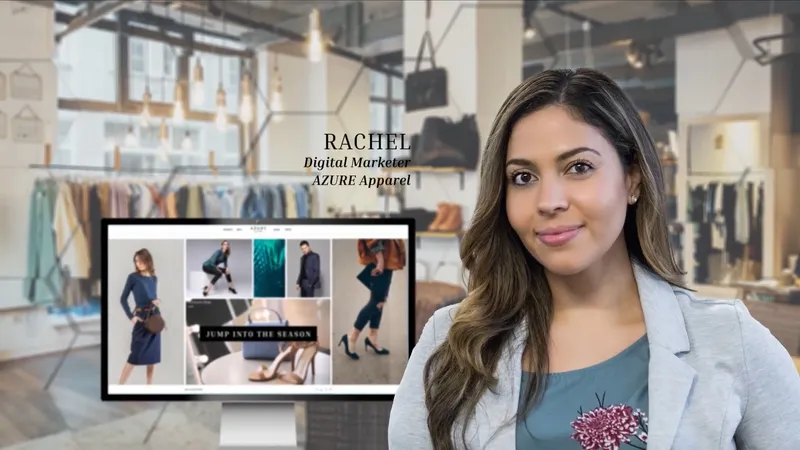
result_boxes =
[516,335,649,450]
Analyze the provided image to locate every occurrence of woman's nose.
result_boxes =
[536,178,569,215]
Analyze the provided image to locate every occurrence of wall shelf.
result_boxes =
[389,166,469,190]
[416,230,465,248]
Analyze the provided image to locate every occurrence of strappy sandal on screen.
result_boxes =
[247,343,297,382]
[277,342,319,385]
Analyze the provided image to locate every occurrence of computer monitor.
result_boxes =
[101,218,416,449]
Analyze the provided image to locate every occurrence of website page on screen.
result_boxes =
[105,223,410,396]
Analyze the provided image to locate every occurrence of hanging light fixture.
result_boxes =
[173,81,185,123]
[140,84,152,127]
[191,57,205,106]
[125,125,138,147]
[270,65,283,123]
[181,131,193,151]
[307,8,325,62]
[215,83,228,130]
[239,70,253,124]
[159,118,170,149]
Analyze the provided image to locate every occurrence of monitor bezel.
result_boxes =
[101,217,417,402]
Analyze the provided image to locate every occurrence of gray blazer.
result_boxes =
[389,263,800,449]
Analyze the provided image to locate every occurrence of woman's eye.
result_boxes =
[567,162,593,175]
[512,172,534,186]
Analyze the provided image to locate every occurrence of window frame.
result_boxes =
[55,14,257,172]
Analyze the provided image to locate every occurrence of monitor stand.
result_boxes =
[219,402,303,449]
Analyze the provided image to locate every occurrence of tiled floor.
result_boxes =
[0,346,308,449]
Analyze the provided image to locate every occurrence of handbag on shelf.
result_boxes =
[405,0,448,113]
[242,307,289,360]
[143,308,165,334]
[413,115,480,170]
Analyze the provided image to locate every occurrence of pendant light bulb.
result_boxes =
[270,73,284,123]
[215,83,228,130]
[181,131,192,151]
[238,74,253,124]
[307,9,325,63]
[124,126,138,147]
[191,58,205,105]
[159,119,170,149]
[173,83,185,124]
[140,86,152,128]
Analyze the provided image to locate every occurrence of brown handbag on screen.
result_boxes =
[143,309,165,334]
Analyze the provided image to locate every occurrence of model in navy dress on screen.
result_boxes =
[118,248,162,385]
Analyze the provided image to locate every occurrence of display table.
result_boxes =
[731,280,800,303]
[201,350,332,385]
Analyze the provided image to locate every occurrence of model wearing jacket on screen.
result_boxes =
[295,240,321,298]
[202,240,237,296]
[339,239,406,360]
[119,248,162,385]
[388,69,800,450]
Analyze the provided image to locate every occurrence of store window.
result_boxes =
[369,66,404,153]
[129,40,176,104]
[56,27,117,102]
[163,45,176,77]
[191,50,241,115]
[55,26,244,173]
[130,39,147,74]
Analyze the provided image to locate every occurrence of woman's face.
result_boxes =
[134,255,147,272]
[222,241,229,251]
[504,106,640,276]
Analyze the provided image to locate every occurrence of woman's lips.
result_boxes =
[536,226,582,247]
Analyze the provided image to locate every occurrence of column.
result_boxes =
[0,1,100,361]
[675,15,793,284]
[258,48,373,216]
[403,0,523,283]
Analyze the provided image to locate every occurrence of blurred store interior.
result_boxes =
[1,0,800,448]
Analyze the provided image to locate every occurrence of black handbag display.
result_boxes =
[405,1,448,112]
[412,115,480,170]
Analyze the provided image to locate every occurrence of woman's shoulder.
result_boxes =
[423,303,461,345]
[672,287,787,365]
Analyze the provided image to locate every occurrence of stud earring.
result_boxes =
[629,194,638,205]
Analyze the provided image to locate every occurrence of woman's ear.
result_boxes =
[626,164,642,197]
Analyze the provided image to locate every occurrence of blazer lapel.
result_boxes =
[633,263,697,450]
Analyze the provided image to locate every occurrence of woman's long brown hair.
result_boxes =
[133,248,155,275]
[421,68,684,449]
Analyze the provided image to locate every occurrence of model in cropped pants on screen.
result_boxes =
[339,239,406,360]
[202,240,237,296]
[119,248,162,385]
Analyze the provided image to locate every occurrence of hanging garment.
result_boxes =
[203,186,222,218]
[53,182,91,279]
[734,181,750,244]
[284,185,298,218]
[25,181,61,304]
[294,184,309,218]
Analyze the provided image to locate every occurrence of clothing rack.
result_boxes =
[24,166,320,314]
[683,168,775,287]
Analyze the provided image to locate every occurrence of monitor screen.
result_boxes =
[101,218,415,401]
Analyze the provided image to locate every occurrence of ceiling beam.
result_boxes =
[54,10,252,58]
[524,1,800,61]
[55,0,140,43]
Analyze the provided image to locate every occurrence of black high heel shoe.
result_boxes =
[365,337,390,355]
[229,287,237,294]
[202,286,209,297]
[338,334,359,360]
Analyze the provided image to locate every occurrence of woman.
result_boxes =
[388,69,800,449]
[339,239,406,359]
[119,248,161,385]
[202,240,237,296]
